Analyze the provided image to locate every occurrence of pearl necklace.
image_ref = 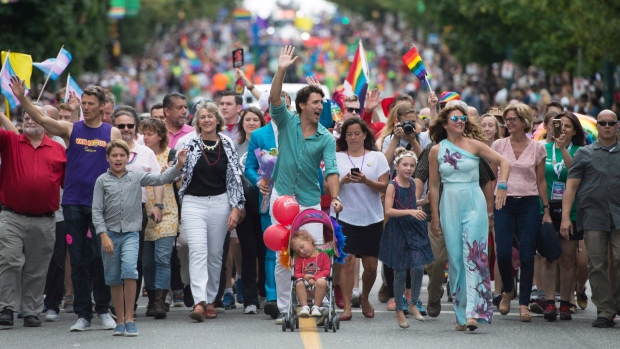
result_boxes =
[202,138,219,151]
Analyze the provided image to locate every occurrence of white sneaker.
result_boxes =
[97,312,116,330]
[244,305,257,314]
[70,318,91,331]
[299,306,310,318]
[311,306,321,317]
[275,312,286,325]
[45,310,59,322]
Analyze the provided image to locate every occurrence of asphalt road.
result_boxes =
[1,275,617,349]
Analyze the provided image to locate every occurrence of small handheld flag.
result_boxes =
[343,40,370,109]
[402,45,431,90]
[0,52,20,109]
[33,47,72,81]
[65,73,84,120]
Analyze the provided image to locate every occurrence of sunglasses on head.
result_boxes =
[450,115,468,122]
[116,123,135,130]
[346,107,360,114]
[597,121,618,127]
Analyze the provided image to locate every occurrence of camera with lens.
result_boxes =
[400,120,416,135]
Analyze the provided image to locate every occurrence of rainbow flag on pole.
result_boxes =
[343,40,370,106]
[402,46,427,81]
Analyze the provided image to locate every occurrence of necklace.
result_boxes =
[202,138,219,151]
[346,149,366,172]
[201,137,221,166]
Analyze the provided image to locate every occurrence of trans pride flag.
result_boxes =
[343,40,370,108]
[65,74,84,120]
[33,48,72,81]
[0,53,20,108]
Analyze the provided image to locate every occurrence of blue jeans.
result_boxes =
[142,236,175,290]
[494,196,541,305]
[101,231,140,286]
[63,205,111,321]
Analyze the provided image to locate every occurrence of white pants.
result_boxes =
[181,193,231,305]
[271,188,323,312]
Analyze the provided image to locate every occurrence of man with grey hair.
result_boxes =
[0,104,66,327]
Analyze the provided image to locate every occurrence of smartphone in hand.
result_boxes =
[350,168,360,175]
[553,119,562,138]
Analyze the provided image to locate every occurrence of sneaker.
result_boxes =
[529,298,545,314]
[214,300,226,313]
[70,318,91,331]
[0,308,14,326]
[124,322,138,336]
[23,315,42,327]
[592,317,615,328]
[530,287,538,302]
[311,305,321,317]
[235,279,244,304]
[275,312,286,325]
[577,287,588,310]
[543,303,557,321]
[378,284,389,303]
[97,312,116,330]
[17,311,23,319]
[492,294,502,308]
[45,309,59,322]
[264,301,279,319]
[63,296,74,313]
[244,305,257,314]
[172,291,184,308]
[183,285,194,308]
[569,303,577,314]
[351,289,361,308]
[222,292,236,310]
[559,304,572,320]
[416,300,427,316]
[555,292,561,302]
[299,305,310,318]
[112,324,125,336]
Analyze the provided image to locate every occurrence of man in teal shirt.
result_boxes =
[268,45,343,321]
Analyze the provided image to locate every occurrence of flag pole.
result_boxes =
[424,75,433,93]
[64,73,71,102]
[37,45,63,102]
[1,51,11,118]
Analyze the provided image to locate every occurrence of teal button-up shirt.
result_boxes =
[270,100,338,207]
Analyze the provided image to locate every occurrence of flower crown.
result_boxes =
[393,151,418,165]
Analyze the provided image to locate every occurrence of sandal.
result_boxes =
[189,303,206,322]
[466,318,478,331]
[499,290,514,315]
[205,303,217,319]
[387,299,396,311]
[520,305,532,322]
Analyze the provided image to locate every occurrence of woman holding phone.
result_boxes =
[326,118,390,320]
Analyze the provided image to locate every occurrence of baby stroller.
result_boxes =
[281,209,345,333]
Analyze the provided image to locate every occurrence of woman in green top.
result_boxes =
[540,111,586,322]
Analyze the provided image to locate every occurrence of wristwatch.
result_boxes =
[542,204,550,209]
[487,213,494,219]
[332,196,341,202]
[154,203,164,210]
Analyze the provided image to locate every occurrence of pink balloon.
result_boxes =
[263,224,290,251]
[273,195,300,226]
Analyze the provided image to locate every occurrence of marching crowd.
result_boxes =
[1,44,620,338]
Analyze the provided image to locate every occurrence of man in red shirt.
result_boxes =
[0,105,66,328]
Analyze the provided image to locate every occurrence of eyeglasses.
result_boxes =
[116,124,135,130]
[504,117,520,124]
[597,121,618,127]
[450,115,468,122]
[346,107,360,114]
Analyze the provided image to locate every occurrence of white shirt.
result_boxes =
[175,131,198,151]
[330,151,389,226]
[126,142,161,203]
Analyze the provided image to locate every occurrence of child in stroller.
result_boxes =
[291,230,331,318]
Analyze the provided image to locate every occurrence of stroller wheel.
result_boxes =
[329,319,333,329]
[333,321,337,333]
[295,317,299,329]
[336,317,340,329]
[290,319,295,332]
[324,319,329,332]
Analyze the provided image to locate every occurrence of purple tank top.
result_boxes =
[62,121,113,206]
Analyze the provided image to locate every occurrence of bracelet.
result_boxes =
[496,182,508,191]
[247,85,254,90]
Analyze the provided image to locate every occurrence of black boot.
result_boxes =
[145,289,156,317]
[154,289,167,319]
[0,308,14,326]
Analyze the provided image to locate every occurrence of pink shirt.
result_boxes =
[492,138,546,197]
[168,124,194,149]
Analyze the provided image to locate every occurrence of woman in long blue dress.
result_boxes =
[428,105,511,331]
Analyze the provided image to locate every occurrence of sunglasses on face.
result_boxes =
[450,115,468,122]
[116,123,135,130]
[597,121,618,127]
[346,107,360,114]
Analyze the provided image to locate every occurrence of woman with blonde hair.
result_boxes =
[428,105,510,331]
[175,100,245,322]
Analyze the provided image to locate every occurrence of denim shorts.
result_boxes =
[101,231,139,286]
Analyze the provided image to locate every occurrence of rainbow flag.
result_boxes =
[343,40,369,106]
[233,8,251,21]
[402,46,427,81]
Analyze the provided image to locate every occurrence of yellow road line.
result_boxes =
[298,311,323,349]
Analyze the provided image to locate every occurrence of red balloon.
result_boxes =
[264,224,290,251]
[273,195,300,226]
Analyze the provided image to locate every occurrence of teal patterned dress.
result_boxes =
[438,139,493,325]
